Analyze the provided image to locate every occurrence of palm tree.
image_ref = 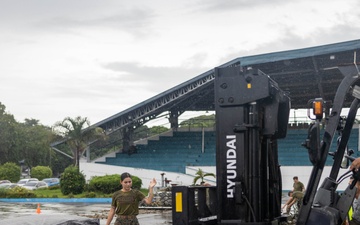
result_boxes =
[54,116,106,168]
[193,168,215,185]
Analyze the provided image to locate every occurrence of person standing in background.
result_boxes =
[293,176,305,192]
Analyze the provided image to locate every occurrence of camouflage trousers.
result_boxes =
[114,217,139,225]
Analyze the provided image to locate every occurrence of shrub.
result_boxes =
[67,193,75,198]
[31,166,52,180]
[60,166,86,195]
[88,174,121,194]
[48,185,60,190]
[0,188,8,198]
[0,162,21,182]
[1,186,36,198]
[88,174,142,194]
[131,176,142,190]
[84,192,96,198]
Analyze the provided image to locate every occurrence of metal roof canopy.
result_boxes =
[86,39,360,135]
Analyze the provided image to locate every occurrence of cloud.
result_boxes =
[220,15,360,63]
[36,9,155,37]
[0,1,156,38]
[0,0,359,127]
[191,0,285,12]
[101,61,208,93]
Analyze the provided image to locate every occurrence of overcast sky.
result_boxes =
[0,0,359,127]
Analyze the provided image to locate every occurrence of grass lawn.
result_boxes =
[33,188,110,198]
[33,187,149,198]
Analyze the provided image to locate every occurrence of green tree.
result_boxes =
[53,116,106,168]
[180,114,215,128]
[0,102,64,175]
[24,118,40,126]
[0,102,19,164]
[133,125,169,140]
[133,125,150,140]
[193,168,215,185]
[50,151,73,177]
[149,126,169,136]
[15,122,54,169]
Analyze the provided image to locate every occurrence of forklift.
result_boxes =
[172,62,360,225]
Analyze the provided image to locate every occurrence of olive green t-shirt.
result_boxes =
[293,181,305,192]
[293,191,304,200]
[111,189,146,215]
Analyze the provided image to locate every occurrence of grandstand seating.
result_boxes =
[278,128,359,166]
[96,128,359,173]
[97,131,216,173]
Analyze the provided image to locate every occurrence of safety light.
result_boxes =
[312,98,323,120]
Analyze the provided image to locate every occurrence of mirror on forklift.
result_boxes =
[302,122,321,166]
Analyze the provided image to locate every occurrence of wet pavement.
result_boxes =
[0,202,172,225]
[0,193,290,224]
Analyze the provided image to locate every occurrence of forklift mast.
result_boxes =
[171,66,290,225]
[214,66,290,224]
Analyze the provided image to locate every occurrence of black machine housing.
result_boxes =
[172,66,291,225]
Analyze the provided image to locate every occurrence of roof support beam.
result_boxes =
[312,56,325,99]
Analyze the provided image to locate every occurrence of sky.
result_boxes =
[0,0,360,127]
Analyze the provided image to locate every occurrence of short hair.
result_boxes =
[288,191,293,196]
[293,176,298,180]
[120,172,131,181]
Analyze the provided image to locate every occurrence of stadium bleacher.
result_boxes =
[96,128,359,173]
[278,128,359,166]
[97,131,216,173]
